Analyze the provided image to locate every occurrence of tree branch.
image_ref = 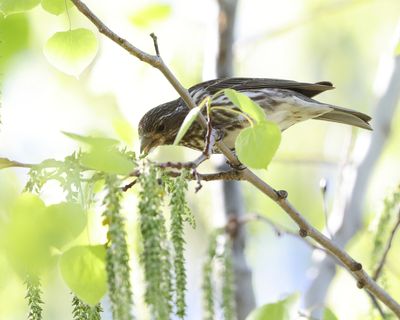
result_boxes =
[69,0,400,316]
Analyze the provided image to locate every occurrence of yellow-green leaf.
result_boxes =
[4,194,53,275]
[246,295,297,320]
[112,117,135,146]
[224,89,266,123]
[44,28,98,77]
[41,0,73,15]
[80,149,135,175]
[60,245,107,305]
[235,121,281,169]
[130,3,171,28]
[44,202,86,249]
[62,131,119,148]
[323,308,338,320]
[0,0,40,16]
[173,106,202,145]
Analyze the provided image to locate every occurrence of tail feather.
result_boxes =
[315,106,372,130]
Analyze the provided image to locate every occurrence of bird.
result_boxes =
[138,78,372,154]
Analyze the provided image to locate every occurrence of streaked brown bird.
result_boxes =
[139,78,372,154]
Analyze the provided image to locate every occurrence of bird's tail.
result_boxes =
[314,105,372,130]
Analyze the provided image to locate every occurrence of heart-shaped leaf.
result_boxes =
[235,121,281,169]
[0,0,40,16]
[44,28,98,77]
[60,245,107,305]
[224,89,266,123]
[41,0,73,15]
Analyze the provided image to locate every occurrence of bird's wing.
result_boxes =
[189,78,334,98]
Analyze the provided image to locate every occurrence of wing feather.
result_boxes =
[189,78,334,98]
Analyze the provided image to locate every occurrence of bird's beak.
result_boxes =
[140,136,153,155]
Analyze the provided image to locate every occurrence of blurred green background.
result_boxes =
[0,0,399,319]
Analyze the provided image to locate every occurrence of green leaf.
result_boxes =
[44,28,98,77]
[0,0,40,15]
[112,117,136,146]
[60,245,107,305]
[0,14,30,71]
[130,3,171,28]
[246,295,297,320]
[224,89,266,123]
[41,0,73,15]
[3,196,88,276]
[235,121,281,169]
[63,131,134,175]
[4,194,53,275]
[80,149,135,175]
[173,106,202,145]
[62,131,119,148]
[44,202,86,249]
[323,307,338,320]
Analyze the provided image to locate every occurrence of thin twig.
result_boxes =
[69,0,400,316]
[367,292,387,319]
[319,178,333,238]
[122,179,137,192]
[373,212,400,281]
[150,32,160,57]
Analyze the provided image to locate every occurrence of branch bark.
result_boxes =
[69,0,400,317]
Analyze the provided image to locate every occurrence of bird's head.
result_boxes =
[138,99,188,154]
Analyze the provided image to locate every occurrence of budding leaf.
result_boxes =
[44,28,98,77]
[130,3,172,28]
[60,245,107,306]
[41,0,73,15]
[245,294,297,320]
[174,106,202,145]
[0,0,40,16]
[235,121,281,169]
[224,89,266,123]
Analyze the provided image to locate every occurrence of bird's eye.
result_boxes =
[156,123,165,132]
